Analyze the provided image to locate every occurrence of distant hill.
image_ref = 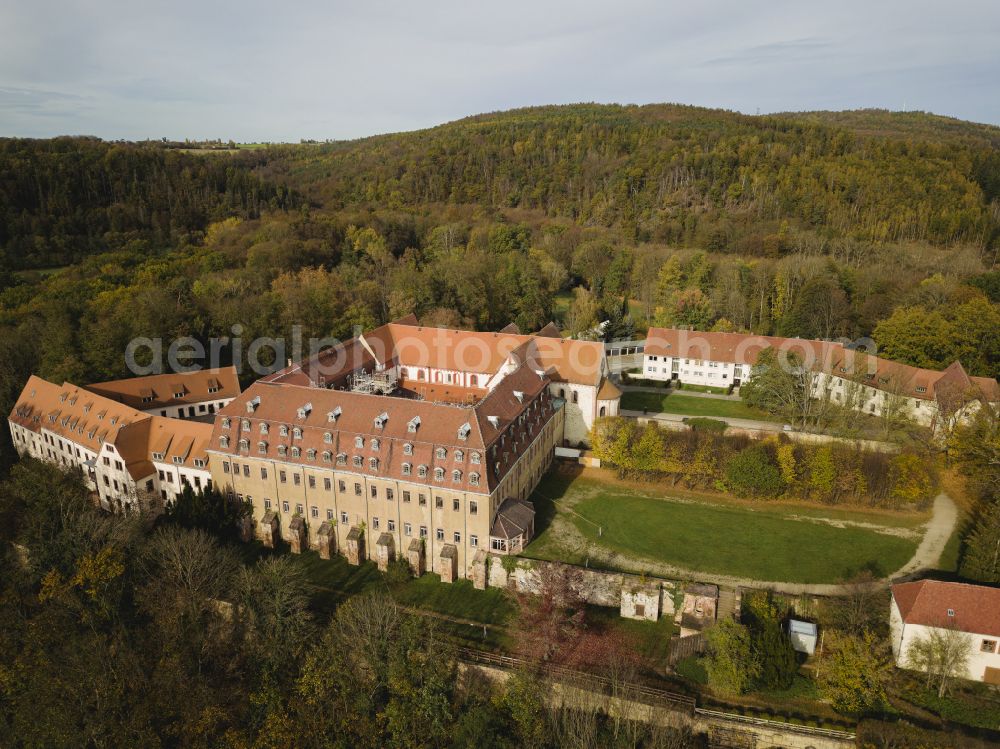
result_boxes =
[262,103,1000,250]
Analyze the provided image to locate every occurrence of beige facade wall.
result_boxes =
[210,403,563,580]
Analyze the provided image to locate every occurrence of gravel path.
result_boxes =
[540,491,959,597]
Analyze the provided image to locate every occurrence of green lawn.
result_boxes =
[393,573,515,626]
[525,475,919,584]
[621,391,776,421]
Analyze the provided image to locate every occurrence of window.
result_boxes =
[369,457,379,470]
[264,498,271,510]
[403,443,413,455]
[242,419,250,431]
[326,508,334,520]
[354,483,362,496]
[355,436,364,449]
[221,417,231,429]
[419,494,427,506]
[338,480,346,492]
[435,496,443,509]
[386,488,394,501]
[353,455,363,467]
[322,451,332,463]
[418,465,428,478]
[452,498,460,512]
[469,500,478,515]
[470,452,480,464]
[420,525,427,538]
[311,506,319,518]
[402,491,411,503]
[323,431,332,443]
[261,467,268,480]
[454,449,464,462]
[434,467,444,481]
[282,501,290,513]
[370,485,378,499]
[436,447,447,459]
[308,476,316,489]
[470,472,480,487]
[243,464,250,477]
[341,512,349,524]
[453,532,461,543]
[436,528,444,541]
[223,461,231,474]
[947,608,956,617]
[293,474,301,486]
[307,448,317,460]
[324,477,332,491]
[452,469,461,483]
[371,438,380,451]
[279,424,289,437]
[291,446,301,458]
[404,522,412,536]
[387,519,395,532]
[470,535,478,548]
[982,639,997,653]
[372,517,380,530]
[402,462,412,476]
[292,427,302,439]
[337,453,347,466]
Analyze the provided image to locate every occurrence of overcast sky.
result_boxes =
[1,0,998,141]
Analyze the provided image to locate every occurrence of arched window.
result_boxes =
[369,457,379,470]
[291,446,301,458]
[402,462,412,475]
[258,441,268,454]
[470,452,481,464]
[434,467,444,481]
[323,431,332,443]
[293,427,302,439]
[572,391,578,404]
[436,447,447,460]
[307,448,316,460]
[559,389,565,399]
[238,438,249,451]
[219,435,230,448]
[454,449,464,462]
[599,406,606,417]
[322,451,332,463]
[353,455,363,467]
[278,445,287,456]
[452,470,462,483]
[418,465,428,478]
[470,472,480,486]
[355,436,364,449]
[403,443,413,455]
[371,438,380,451]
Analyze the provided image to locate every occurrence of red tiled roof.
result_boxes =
[892,580,1000,638]
[83,366,240,410]
[209,363,556,494]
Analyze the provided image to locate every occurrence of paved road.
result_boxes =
[622,408,787,434]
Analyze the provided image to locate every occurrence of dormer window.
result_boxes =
[222,417,231,429]
[403,443,413,455]
[242,419,250,432]
[434,467,444,481]
[470,472,480,486]
[327,406,341,423]
[371,438,380,451]
[173,390,184,399]
[336,453,347,466]
[297,402,312,419]
[258,441,268,454]
[418,465,428,478]
[458,422,471,441]
[436,447,447,460]
[402,462,412,475]
[369,457,379,470]
[246,396,260,413]
[947,608,955,617]
[307,448,317,460]
[238,439,249,451]
[280,424,289,437]
[374,412,388,429]
[194,459,206,468]
[260,422,269,434]
[916,386,927,394]
[408,416,420,433]
[452,470,461,483]
[220,436,230,448]
[454,450,464,462]
[353,456,363,467]
[355,436,364,449]
[278,445,287,456]
[293,427,302,439]
[323,431,333,443]
[322,451,332,463]
[152,451,165,461]
[291,446,301,458]
[172,456,183,465]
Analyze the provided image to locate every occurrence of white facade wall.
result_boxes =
[642,354,745,389]
[890,599,1000,684]
[145,397,234,420]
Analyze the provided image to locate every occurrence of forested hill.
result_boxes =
[0,138,299,269]
[264,104,1000,250]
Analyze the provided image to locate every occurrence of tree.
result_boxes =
[960,500,1000,583]
[825,571,885,636]
[949,403,1000,502]
[818,632,891,715]
[906,626,972,697]
[725,444,785,498]
[741,590,798,691]
[564,286,601,337]
[872,306,957,370]
[705,618,761,696]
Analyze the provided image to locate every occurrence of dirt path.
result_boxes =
[538,491,959,596]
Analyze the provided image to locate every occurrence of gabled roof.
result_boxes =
[83,366,240,410]
[490,498,535,540]
[892,580,1000,638]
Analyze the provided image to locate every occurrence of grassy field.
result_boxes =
[525,473,920,584]
[621,391,777,421]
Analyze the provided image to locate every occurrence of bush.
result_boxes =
[686,417,728,433]
[384,557,413,585]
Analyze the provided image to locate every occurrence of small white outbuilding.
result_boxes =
[787,619,818,655]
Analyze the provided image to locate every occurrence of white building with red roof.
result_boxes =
[642,327,998,428]
[890,580,1000,685]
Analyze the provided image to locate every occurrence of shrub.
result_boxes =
[725,444,786,498]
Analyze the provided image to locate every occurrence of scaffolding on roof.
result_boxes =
[349,369,398,395]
